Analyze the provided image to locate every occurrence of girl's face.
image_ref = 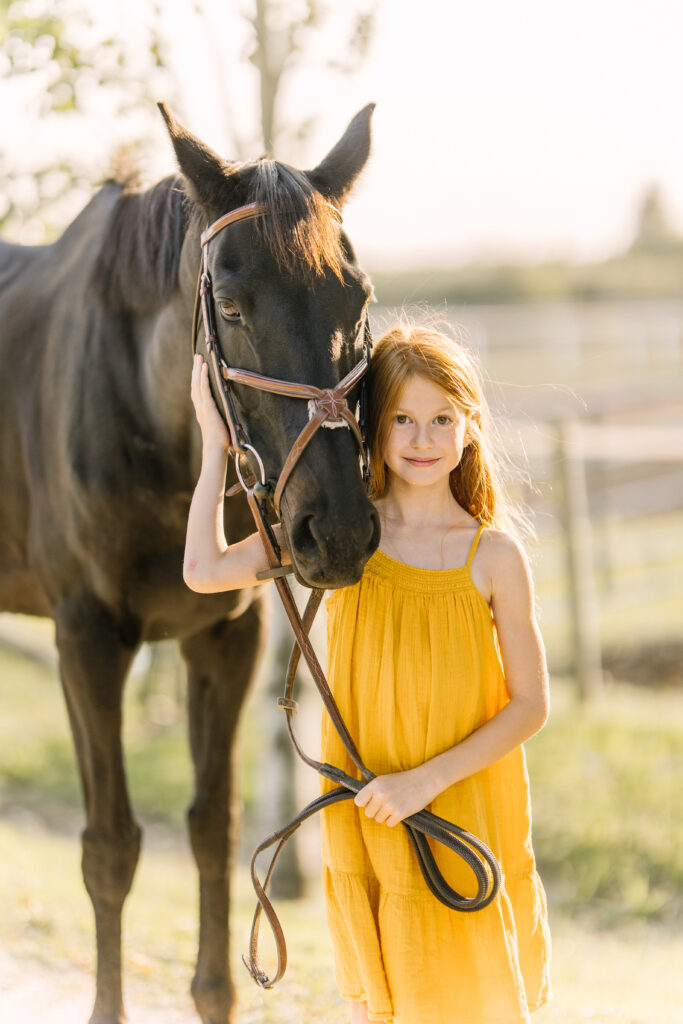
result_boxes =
[383,374,473,491]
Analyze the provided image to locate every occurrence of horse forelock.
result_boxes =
[247,161,343,280]
[91,176,191,314]
[90,160,343,314]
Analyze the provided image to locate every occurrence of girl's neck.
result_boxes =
[379,477,470,530]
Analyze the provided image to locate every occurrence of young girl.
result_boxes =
[184,324,552,1024]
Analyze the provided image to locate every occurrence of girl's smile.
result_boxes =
[383,374,473,490]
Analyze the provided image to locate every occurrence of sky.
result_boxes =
[3,0,683,270]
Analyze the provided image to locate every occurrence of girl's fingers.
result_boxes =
[190,356,202,400]
[354,787,370,808]
[363,794,384,819]
[191,360,216,411]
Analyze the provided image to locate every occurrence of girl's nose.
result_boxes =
[411,421,432,447]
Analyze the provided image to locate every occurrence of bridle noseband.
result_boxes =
[192,201,371,515]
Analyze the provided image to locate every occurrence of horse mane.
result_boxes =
[91,175,191,314]
[91,161,343,314]
[248,161,343,280]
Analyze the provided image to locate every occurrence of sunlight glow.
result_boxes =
[2,0,683,266]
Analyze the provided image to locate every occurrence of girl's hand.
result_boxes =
[354,766,438,827]
[191,354,230,450]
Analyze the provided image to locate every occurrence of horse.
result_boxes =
[0,102,379,1023]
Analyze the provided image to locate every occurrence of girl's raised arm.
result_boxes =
[183,355,289,593]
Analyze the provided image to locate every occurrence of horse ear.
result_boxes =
[307,103,375,207]
[157,102,236,210]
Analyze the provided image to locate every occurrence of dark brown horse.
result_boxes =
[0,104,378,1023]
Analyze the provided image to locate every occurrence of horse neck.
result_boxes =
[139,227,202,471]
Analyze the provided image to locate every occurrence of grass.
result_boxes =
[0,643,193,830]
[0,626,682,1021]
[1,634,681,927]
[2,817,683,1023]
[525,681,683,927]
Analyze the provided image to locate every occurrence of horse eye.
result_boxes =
[218,300,241,322]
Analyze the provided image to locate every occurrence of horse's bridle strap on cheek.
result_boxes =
[194,202,370,513]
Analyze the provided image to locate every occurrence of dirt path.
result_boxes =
[0,949,198,1024]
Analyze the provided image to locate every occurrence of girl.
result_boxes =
[184,324,552,1024]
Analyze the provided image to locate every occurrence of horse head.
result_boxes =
[160,104,380,589]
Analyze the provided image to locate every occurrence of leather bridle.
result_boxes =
[192,201,372,517]
[191,201,502,990]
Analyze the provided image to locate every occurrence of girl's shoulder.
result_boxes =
[479,525,525,555]
[476,526,534,602]
[478,526,529,568]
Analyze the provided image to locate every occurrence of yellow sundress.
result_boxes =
[321,524,552,1024]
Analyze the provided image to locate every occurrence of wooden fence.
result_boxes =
[548,421,683,700]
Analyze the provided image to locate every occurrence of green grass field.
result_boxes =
[0,636,682,1022]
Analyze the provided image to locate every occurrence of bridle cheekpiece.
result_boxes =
[192,201,371,516]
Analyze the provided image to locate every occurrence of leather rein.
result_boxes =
[192,201,502,990]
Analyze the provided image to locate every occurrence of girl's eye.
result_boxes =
[435,415,451,425]
[395,414,409,424]
[218,300,241,322]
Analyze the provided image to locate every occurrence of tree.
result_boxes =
[0,0,377,239]
[0,0,172,237]
[630,183,683,254]
[246,0,376,155]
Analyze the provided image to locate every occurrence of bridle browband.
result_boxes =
[191,200,502,990]
[192,201,371,515]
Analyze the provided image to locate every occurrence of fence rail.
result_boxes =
[550,419,683,700]
[512,423,683,462]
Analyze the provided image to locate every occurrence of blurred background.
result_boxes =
[0,1,681,1022]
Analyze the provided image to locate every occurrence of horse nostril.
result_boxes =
[290,503,379,562]
[289,512,319,560]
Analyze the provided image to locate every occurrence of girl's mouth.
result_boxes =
[403,457,439,467]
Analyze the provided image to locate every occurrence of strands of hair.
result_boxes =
[248,161,343,280]
[91,176,191,314]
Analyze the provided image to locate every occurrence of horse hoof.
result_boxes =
[191,974,234,1024]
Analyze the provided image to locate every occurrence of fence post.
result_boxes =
[557,420,604,701]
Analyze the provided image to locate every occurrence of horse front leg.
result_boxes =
[181,596,266,1024]
[55,591,142,1024]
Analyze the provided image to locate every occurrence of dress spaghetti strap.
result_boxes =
[465,522,486,569]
